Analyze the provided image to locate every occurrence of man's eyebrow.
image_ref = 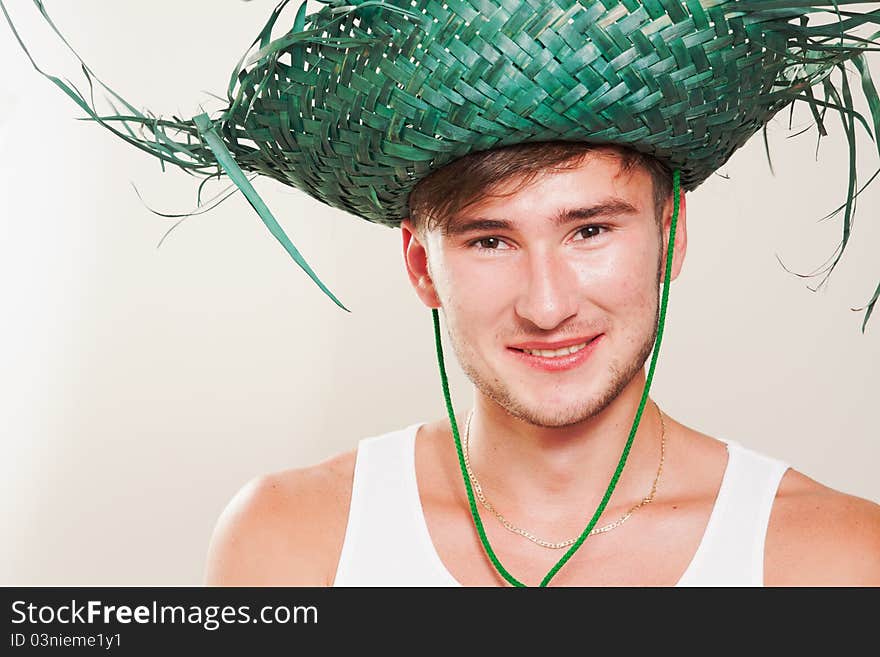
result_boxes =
[443,197,641,236]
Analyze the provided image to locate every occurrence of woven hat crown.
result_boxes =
[222,0,871,227]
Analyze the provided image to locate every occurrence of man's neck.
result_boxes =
[461,371,665,523]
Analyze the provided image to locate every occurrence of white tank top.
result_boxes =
[333,421,791,587]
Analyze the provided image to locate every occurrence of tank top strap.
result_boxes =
[676,438,791,586]
[333,422,454,586]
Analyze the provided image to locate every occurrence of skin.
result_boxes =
[203,150,880,586]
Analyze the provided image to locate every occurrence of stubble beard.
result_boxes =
[445,249,663,429]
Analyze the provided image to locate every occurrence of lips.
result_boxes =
[507,334,603,372]
[508,334,601,351]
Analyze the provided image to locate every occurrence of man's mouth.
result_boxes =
[514,339,594,358]
[508,334,601,359]
[507,334,603,371]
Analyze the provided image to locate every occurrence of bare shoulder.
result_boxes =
[203,448,357,586]
[764,467,880,586]
[677,422,880,585]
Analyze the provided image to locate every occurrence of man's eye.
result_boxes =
[470,236,509,251]
[576,225,608,240]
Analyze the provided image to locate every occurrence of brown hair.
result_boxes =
[408,141,673,237]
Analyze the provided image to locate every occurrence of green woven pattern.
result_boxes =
[4,0,880,328]
[213,0,880,226]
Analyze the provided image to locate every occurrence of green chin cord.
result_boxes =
[431,167,681,587]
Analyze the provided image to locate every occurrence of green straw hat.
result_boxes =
[3,0,880,327]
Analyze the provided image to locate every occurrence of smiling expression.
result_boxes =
[402,150,685,428]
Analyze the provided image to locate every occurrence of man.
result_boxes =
[202,141,880,586]
[7,0,879,586]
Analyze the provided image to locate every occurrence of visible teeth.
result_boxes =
[522,340,590,358]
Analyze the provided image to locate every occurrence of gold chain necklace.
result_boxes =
[462,400,666,549]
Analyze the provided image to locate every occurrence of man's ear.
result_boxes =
[661,188,687,283]
[400,218,442,308]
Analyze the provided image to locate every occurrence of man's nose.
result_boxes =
[513,252,579,330]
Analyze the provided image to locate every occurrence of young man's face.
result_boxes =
[401,152,687,428]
